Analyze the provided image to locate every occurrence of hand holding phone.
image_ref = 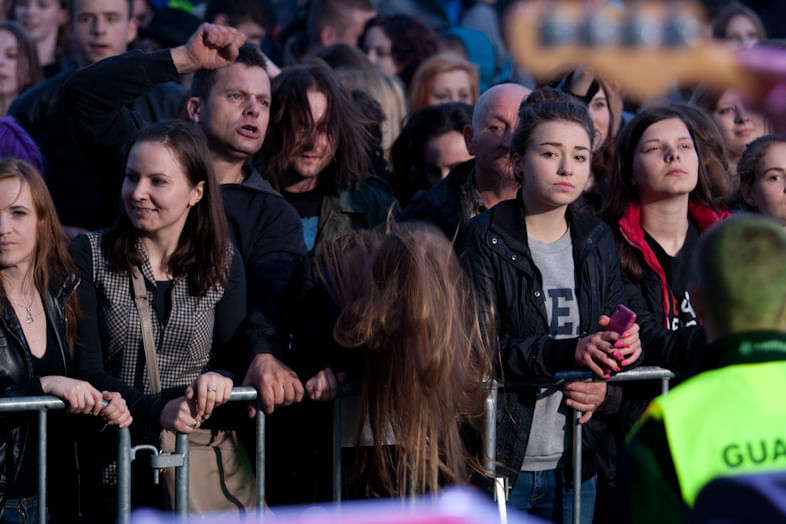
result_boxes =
[607,304,636,335]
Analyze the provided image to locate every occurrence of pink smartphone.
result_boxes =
[607,304,637,334]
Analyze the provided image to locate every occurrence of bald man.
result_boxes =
[401,83,532,238]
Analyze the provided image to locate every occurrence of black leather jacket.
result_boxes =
[0,274,77,505]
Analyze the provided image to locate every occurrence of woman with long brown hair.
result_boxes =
[70,120,248,516]
[0,158,130,522]
[288,223,493,498]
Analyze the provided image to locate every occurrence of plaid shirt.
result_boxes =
[457,165,489,224]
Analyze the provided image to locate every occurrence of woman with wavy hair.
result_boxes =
[0,158,130,522]
[288,223,493,498]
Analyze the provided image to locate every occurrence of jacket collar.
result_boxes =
[704,332,786,371]
[617,199,729,328]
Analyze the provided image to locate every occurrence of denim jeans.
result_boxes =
[508,469,597,523]
[1,496,42,524]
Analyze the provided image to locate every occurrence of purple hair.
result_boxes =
[0,117,44,173]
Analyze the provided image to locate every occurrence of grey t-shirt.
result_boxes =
[522,230,580,471]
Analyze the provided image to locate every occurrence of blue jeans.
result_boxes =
[1,497,42,524]
[508,470,597,523]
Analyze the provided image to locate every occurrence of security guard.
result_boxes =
[618,216,786,523]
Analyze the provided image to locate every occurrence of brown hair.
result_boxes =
[315,223,494,496]
[737,134,786,210]
[105,121,229,295]
[408,53,479,111]
[0,21,43,96]
[259,59,373,191]
[603,105,715,282]
[0,159,78,346]
[711,2,766,42]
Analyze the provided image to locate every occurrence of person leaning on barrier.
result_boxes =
[455,88,642,523]
[0,159,131,522]
[70,121,246,518]
[61,23,308,419]
[618,215,786,523]
[285,222,494,498]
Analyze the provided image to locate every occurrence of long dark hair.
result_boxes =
[0,21,43,95]
[315,223,494,496]
[0,159,78,346]
[602,105,715,281]
[258,59,372,191]
[105,121,229,295]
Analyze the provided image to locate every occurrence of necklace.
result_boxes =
[12,298,35,324]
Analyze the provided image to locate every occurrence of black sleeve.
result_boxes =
[63,48,180,171]
[69,234,167,424]
[209,248,247,380]
[624,278,706,373]
[454,223,577,381]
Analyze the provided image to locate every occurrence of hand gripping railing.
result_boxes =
[498,366,676,524]
[330,366,675,524]
[116,386,264,524]
[0,396,111,524]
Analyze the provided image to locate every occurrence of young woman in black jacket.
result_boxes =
[0,159,130,521]
[456,88,641,523]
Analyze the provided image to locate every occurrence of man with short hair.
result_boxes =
[10,0,182,234]
[204,0,276,49]
[401,82,531,238]
[259,59,397,250]
[63,24,308,417]
[282,0,374,63]
[619,216,786,523]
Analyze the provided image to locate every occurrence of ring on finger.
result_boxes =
[207,386,217,392]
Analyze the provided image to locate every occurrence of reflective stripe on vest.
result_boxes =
[652,361,786,506]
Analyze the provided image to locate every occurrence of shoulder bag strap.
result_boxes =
[131,267,162,394]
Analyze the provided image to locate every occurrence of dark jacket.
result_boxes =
[401,159,477,239]
[455,198,627,487]
[63,48,307,362]
[0,274,78,507]
[315,176,399,245]
[10,65,184,230]
[615,200,730,371]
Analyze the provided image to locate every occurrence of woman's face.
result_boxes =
[743,142,786,225]
[427,69,473,106]
[363,25,397,77]
[13,0,66,44]
[515,119,591,213]
[632,117,699,200]
[0,177,37,273]
[725,14,760,49]
[122,141,204,239]
[0,29,20,98]
[423,130,472,187]
[588,87,610,150]
[713,89,766,160]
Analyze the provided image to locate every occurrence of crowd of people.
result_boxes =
[0,0,785,523]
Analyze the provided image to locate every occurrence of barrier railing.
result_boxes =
[0,396,70,524]
[116,386,264,524]
[2,368,674,524]
[330,366,676,524]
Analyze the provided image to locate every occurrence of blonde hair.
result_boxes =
[408,53,479,112]
[336,68,406,163]
[315,223,494,496]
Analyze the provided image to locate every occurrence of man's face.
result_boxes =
[235,19,266,48]
[285,89,337,189]
[465,84,529,182]
[189,63,271,163]
[69,0,137,67]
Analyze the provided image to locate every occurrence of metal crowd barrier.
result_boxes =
[116,386,264,524]
[2,368,674,524]
[330,365,675,524]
